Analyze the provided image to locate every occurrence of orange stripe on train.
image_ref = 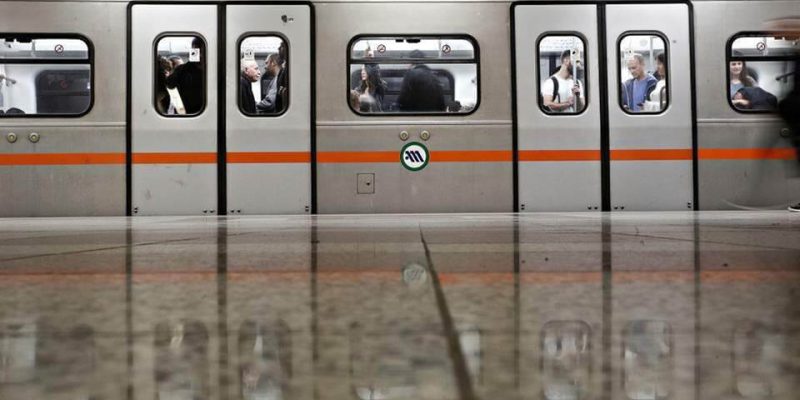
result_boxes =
[0,153,125,165]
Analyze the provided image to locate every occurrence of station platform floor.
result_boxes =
[0,211,798,399]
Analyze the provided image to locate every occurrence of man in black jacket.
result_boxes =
[165,38,205,115]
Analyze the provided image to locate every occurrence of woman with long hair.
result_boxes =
[730,60,757,107]
[355,64,386,112]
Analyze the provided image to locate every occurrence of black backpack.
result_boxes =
[540,76,560,112]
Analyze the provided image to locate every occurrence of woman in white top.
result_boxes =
[644,52,668,112]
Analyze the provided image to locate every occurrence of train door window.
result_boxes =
[347,36,479,115]
[154,35,206,117]
[618,33,669,114]
[727,33,799,113]
[537,35,587,115]
[238,35,288,116]
[0,35,92,117]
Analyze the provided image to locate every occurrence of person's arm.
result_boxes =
[256,78,278,112]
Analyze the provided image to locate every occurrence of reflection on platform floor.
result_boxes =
[0,212,799,399]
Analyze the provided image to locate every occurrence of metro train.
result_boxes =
[0,0,798,216]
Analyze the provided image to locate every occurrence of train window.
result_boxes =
[618,34,669,114]
[727,33,799,113]
[347,36,479,115]
[0,35,92,117]
[154,35,206,117]
[238,35,288,116]
[537,35,587,115]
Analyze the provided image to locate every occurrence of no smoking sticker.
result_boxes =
[401,142,429,172]
[54,44,64,54]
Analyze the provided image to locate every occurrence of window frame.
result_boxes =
[0,33,94,118]
[725,31,797,114]
[236,32,290,118]
[535,31,590,117]
[616,30,671,116]
[152,32,208,118]
[346,34,481,117]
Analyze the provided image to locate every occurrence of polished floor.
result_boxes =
[0,212,799,400]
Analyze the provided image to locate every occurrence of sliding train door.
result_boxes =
[225,4,311,215]
[514,4,602,211]
[130,3,219,215]
[514,1,695,211]
[129,2,312,216]
[605,3,694,211]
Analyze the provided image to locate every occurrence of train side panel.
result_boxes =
[0,1,127,217]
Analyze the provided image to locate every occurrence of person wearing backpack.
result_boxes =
[541,49,584,113]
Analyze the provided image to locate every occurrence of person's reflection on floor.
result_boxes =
[154,320,209,400]
[238,320,292,399]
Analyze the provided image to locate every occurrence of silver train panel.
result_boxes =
[317,123,512,213]
[315,2,513,214]
[225,4,312,215]
[606,3,694,211]
[131,4,219,215]
[694,0,800,210]
[515,4,602,212]
[0,1,126,217]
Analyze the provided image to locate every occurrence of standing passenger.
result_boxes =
[239,59,261,114]
[257,54,283,113]
[165,38,205,115]
[644,52,668,112]
[541,49,584,113]
[729,61,757,108]
[398,50,445,112]
[622,53,658,112]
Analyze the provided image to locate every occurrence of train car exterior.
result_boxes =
[0,0,797,216]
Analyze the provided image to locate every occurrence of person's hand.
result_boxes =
[567,96,575,106]
[733,98,751,108]
[571,84,580,96]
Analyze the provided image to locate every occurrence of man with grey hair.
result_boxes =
[240,59,261,114]
[622,53,658,112]
[257,53,283,113]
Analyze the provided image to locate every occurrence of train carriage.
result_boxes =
[0,0,797,216]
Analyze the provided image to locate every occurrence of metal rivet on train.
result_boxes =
[420,130,430,141]
[28,132,40,143]
[399,130,409,141]
[780,128,792,138]
[6,133,17,143]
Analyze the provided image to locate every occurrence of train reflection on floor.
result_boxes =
[0,212,798,399]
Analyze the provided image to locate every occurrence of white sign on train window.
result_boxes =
[240,36,283,55]
[350,37,475,60]
[0,37,88,60]
[730,35,800,58]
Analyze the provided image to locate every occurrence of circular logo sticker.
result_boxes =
[401,142,429,171]
[402,263,428,289]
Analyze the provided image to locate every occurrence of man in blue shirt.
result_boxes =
[622,54,658,112]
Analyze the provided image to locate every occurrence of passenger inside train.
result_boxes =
[538,35,585,114]
[619,34,668,113]
[154,36,205,116]
[728,34,798,112]
[239,35,288,116]
[348,37,477,114]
